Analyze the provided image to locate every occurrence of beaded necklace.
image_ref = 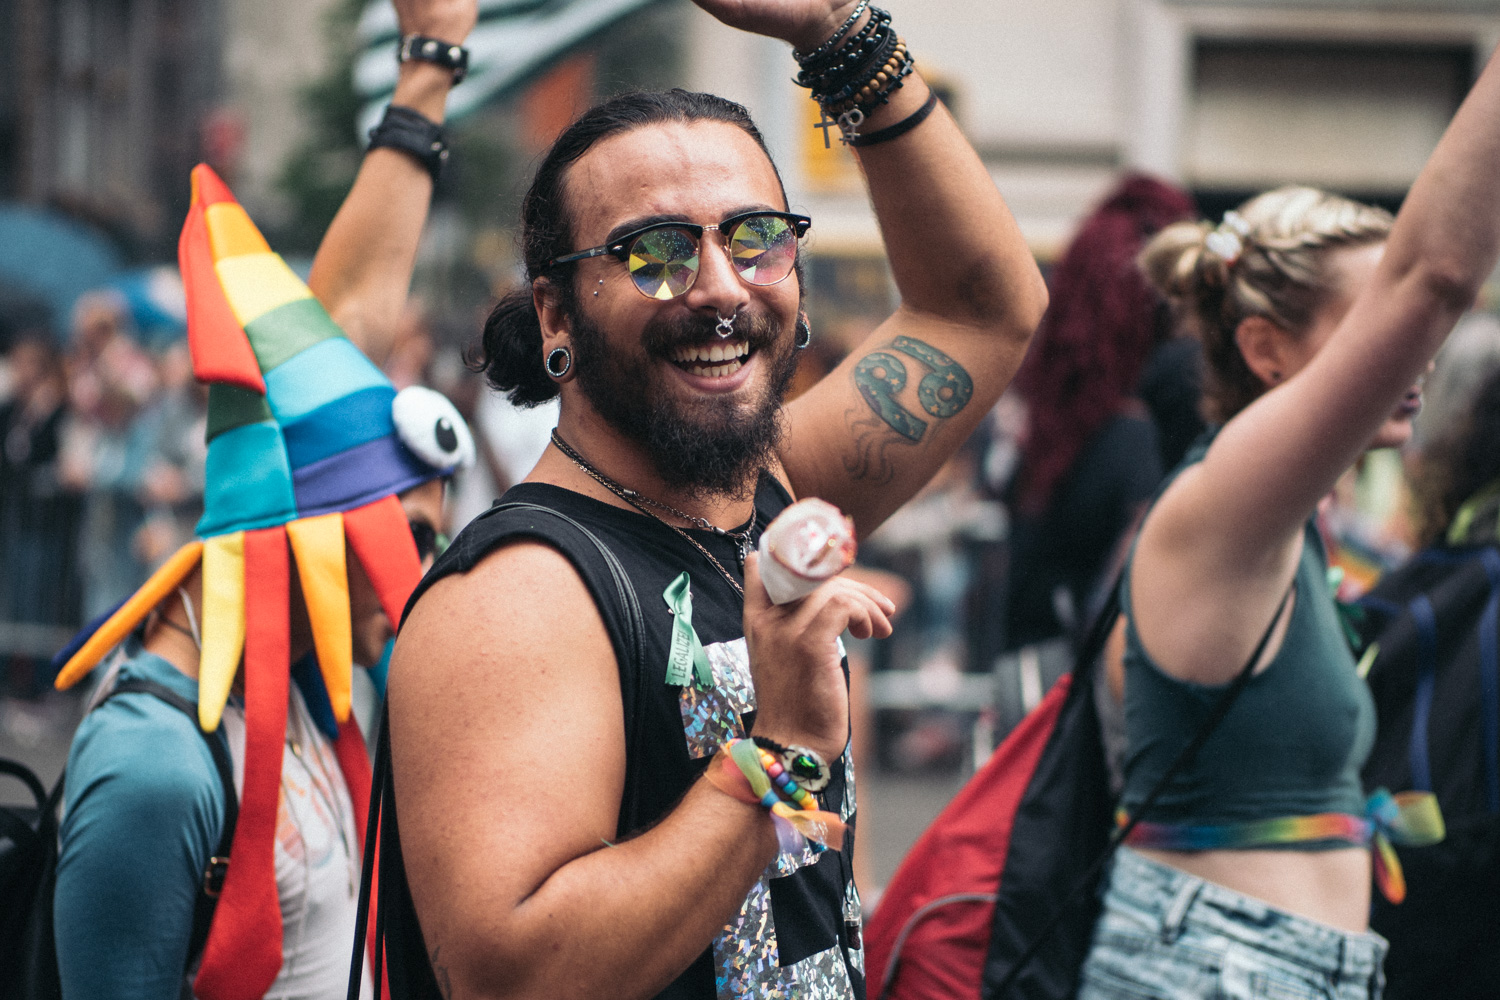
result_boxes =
[550,429,754,596]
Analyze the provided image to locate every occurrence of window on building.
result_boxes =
[1187,38,1473,208]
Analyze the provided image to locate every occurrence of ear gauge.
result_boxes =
[545,346,574,380]
[794,313,813,350]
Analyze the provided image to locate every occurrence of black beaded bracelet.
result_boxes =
[752,735,789,755]
[795,7,891,89]
[818,30,902,109]
[849,89,939,148]
[367,104,449,183]
[793,0,870,65]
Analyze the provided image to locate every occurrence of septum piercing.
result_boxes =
[715,310,736,339]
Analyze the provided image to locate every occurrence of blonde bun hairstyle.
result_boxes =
[1140,186,1393,422]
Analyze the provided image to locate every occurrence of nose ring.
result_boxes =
[715,310,737,339]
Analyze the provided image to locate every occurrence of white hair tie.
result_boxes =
[1204,210,1252,266]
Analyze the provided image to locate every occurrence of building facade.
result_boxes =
[686,0,1500,263]
[1,0,227,257]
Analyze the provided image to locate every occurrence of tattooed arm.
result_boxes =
[778,71,1046,537]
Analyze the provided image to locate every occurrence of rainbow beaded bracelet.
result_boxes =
[705,739,847,851]
[758,745,816,809]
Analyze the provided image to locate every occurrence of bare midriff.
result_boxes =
[1134,844,1372,933]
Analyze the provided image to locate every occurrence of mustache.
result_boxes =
[640,309,785,357]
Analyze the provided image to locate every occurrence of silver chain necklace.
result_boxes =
[550,429,752,595]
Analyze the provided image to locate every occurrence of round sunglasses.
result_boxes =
[548,211,812,301]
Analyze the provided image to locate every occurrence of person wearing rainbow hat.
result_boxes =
[48,2,477,995]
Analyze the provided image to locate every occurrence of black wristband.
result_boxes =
[752,735,789,755]
[397,34,469,84]
[367,104,449,182]
[848,90,939,148]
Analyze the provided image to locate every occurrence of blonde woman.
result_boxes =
[1077,50,1500,1000]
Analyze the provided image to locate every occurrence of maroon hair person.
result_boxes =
[1005,175,1197,650]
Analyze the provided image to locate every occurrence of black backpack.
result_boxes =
[1358,544,1500,1000]
[0,677,238,999]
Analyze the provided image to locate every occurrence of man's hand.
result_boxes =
[690,0,861,54]
[743,552,894,762]
[392,0,477,44]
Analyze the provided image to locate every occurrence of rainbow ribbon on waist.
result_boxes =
[1119,789,1444,904]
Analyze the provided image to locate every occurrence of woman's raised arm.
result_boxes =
[1133,45,1500,683]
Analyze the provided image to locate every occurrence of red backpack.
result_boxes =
[863,600,1115,1000]
[866,581,1284,1000]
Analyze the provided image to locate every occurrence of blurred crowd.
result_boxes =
[2,294,202,734]
[3,176,1498,771]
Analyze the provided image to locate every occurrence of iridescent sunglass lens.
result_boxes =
[628,227,700,300]
[729,215,797,285]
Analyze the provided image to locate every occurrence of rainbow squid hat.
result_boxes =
[53,164,473,1000]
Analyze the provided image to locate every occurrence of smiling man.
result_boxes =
[381,2,1047,999]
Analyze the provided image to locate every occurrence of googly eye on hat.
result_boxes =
[392,385,475,472]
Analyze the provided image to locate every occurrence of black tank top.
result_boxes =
[381,473,866,1000]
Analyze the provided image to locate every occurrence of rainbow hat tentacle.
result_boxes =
[53,164,473,1000]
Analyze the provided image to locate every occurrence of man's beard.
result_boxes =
[568,301,799,500]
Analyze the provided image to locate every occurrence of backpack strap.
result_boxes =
[103,677,239,968]
[983,576,1292,999]
[348,502,647,1000]
[1377,547,1500,812]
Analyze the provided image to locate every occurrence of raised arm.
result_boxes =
[306,0,476,365]
[699,2,1048,535]
[1134,45,1500,683]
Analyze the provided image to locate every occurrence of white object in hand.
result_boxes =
[758,498,857,604]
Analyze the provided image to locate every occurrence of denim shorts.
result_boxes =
[1076,847,1387,1000]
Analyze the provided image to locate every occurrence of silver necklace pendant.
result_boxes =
[552,428,752,596]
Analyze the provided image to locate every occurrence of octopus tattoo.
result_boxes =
[844,336,973,481]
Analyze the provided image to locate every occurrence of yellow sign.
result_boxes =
[800,97,861,195]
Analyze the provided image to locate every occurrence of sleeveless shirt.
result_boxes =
[384,474,866,1000]
[1119,436,1377,830]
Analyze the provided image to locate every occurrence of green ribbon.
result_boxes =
[729,739,773,799]
[663,572,714,689]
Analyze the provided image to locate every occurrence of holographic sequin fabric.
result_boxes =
[714,876,778,998]
[772,839,821,878]
[693,636,857,999]
[680,638,757,757]
[713,873,858,1000]
[841,739,857,822]
[764,945,856,999]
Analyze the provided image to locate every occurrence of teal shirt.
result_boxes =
[1119,445,1377,830]
[54,652,231,1000]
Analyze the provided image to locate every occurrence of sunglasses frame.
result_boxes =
[547,211,812,299]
